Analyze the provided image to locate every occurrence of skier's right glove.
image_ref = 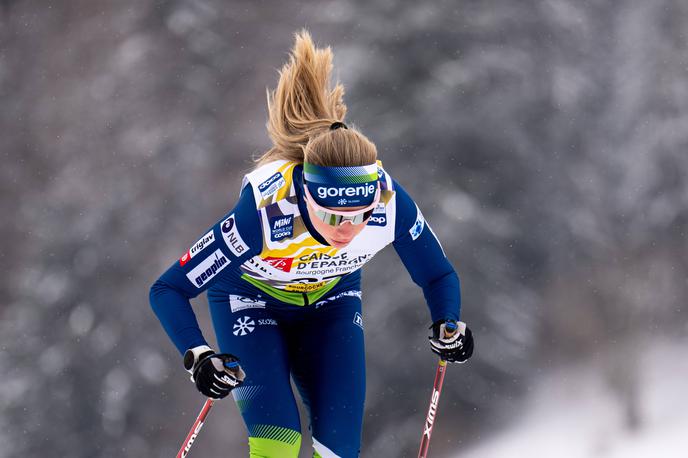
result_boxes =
[183,345,246,399]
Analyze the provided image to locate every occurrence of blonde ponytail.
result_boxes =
[256,30,377,168]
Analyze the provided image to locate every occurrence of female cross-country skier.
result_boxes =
[150,30,474,458]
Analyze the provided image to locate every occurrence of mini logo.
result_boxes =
[270,215,294,241]
[233,316,256,336]
[337,198,348,205]
[186,250,230,288]
[409,205,425,240]
[258,172,286,198]
[180,230,215,266]
[221,214,250,256]
[263,256,294,272]
[229,295,266,313]
[353,312,364,329]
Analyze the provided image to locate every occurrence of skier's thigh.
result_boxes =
[210,297,301,457]
[290,295,366,458]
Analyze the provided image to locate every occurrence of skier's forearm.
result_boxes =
[391,179,462,321]
[421,270,461,323]
[149,279,208,354]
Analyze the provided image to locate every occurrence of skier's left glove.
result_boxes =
[429,320,474,363]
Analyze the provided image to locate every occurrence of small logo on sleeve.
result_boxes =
[221,214,250,257]
[180,230,215,266]
[270,215,294,241]
[186,250,230,288]
[409,205,425,240]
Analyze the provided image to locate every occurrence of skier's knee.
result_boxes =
[247,425,301,458]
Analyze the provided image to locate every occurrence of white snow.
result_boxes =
[459,338,688,458]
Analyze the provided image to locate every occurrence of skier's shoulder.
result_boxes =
[242,160,299,208]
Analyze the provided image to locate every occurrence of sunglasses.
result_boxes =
[303,183,380,226]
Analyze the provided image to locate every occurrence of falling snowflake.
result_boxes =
[233,316,256,336]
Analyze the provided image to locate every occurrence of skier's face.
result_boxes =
[306,201,369,248]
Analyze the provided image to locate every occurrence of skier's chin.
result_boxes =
[329,237,352,248]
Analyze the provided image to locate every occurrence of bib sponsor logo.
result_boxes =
[353,312,364,330]
[221,214,250,256]
[270,215,293,241]
[186,250,229,288]
[368,215,386,226]
[257,318,277,326]
[229,295,266,313]
[263,256,294,272]
[284,280,327,293]
[258,172,286,198]
[294,252,372,273]
[180,230,215,266]
[367,203,387,227]
[410,205,425,241]
[315,183,376,200]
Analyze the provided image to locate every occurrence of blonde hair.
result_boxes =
[256,30,377,168]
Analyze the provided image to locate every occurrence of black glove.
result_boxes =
[183,345,246,399]
[428,320,474,363]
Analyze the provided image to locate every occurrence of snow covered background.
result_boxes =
[461,338,688,458]
[2,0,687,457]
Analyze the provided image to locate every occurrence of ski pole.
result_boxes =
[176,398,215,458]
[417,358,448,458]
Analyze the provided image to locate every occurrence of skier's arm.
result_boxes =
[391,180,460,323]
[149,185,262,354]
